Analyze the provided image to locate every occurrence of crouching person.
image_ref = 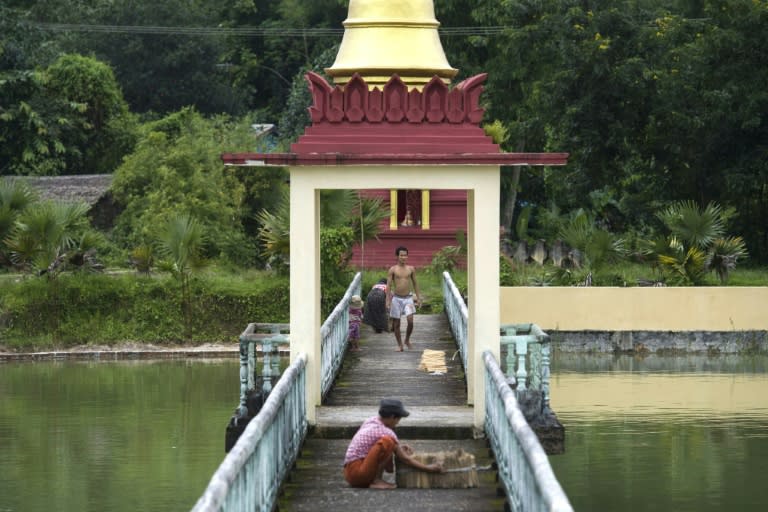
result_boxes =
[343,398,442,489]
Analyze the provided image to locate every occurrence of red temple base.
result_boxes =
[350,189,468,269]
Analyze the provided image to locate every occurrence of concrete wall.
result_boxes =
[500,286,768,331]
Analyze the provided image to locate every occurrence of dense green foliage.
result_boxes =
[0,271,289,349]
[110,108,269,267]
[4,0,766,263]
[456,0,768,263]
[1,0,768,350]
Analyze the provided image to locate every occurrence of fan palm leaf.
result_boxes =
[706,236,748,283]
[6,200,90,274]
[351,194,389,243]
[320,190,357,227]
[0,180,37,211]
[155,214,207,277]
[657,239,708,285]
[656,200,725,249]
[256,188,290,270]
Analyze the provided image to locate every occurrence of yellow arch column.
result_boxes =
[421,190,430,229]
[389,189,398,230]
[467,169,500,428]
[290,168,322,423]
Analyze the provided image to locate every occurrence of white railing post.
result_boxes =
[320,272,362,398]
[500,323,551,406]
[193,354,308,512]
[441,271,468,373]
[483,351,572,512]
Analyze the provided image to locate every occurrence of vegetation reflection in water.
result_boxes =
[548,354,768,512]
[0,359,240,512]
[3,355,767,511]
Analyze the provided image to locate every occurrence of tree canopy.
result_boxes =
[2,0,767,263]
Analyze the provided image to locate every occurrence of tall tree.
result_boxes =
[216,0,345,119]
[45,53,137,174]
[27,0,252,115]
[0,7,79,176]
[110,108,266,266]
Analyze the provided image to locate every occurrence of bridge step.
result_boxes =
[313,405,477,440]
[279,438,504,512]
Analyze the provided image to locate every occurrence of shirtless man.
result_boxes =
[386,246,421,351]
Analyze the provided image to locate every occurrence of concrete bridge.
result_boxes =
[193,273,572,512]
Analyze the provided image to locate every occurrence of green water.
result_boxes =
[548,354,768,511]
[0,358,239,512]
[2,355,768,511]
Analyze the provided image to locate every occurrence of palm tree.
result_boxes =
[5,200,91,277]
[0,180,37,267]
[656,201,725,249]
[653,201,748,284]
[256,187,291,273]
[257,188,389,274]
[4,198,97,341]
[558,209,626,271]
[155,214,208,338]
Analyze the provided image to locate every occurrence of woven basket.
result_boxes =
[395,449,479,489]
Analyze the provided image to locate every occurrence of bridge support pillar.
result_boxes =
[290,171,321,424]
[467,176,501,429]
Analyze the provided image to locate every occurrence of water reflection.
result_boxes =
[549,355,768,511]
[0,359,239,512]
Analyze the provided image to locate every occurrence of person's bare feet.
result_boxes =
[369,479,396,490]
[405,341,413,350]
[395,345,403,352]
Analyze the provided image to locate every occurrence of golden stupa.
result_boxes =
[325,0,458,89]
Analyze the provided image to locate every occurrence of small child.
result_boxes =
[348,295,363,351]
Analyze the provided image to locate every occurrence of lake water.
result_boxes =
[2,355,767,511]
[548,354,768,511]
[0,358,239,512]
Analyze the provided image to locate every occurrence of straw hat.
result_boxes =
[350,295,363,308]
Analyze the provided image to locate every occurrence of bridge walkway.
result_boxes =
[278,314,505,511]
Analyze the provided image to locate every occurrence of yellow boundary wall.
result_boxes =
[500,287,768,331]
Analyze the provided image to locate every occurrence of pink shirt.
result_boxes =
[343,416,399,465]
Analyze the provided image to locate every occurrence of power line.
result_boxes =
[33,22,509,38]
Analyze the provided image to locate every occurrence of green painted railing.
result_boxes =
[236,323,290,416]
[442,271,468,373]
[194,274,363,511]
[500,323,552,410]
[320,272,361,398]
[192,353,308,512]
[484,351,573,512]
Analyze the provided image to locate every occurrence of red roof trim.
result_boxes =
[221,152,569,166]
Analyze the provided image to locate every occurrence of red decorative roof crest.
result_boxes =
[305,72,487,125]
[291,72,499,155]
[221,72,569,167]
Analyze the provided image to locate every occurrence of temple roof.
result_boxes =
[222,73,568,167]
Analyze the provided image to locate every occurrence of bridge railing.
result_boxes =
[192,353,308,512]
[442,271,468,372]
[320,272,362,398]
[484,351,573,512]
[236,323,290,416]
[500,323,552,411]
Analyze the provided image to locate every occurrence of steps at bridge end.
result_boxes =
[313,405,479,440]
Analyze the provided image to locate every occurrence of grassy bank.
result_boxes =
[0,270,290,351]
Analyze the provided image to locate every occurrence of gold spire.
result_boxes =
[325,0,458,89]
